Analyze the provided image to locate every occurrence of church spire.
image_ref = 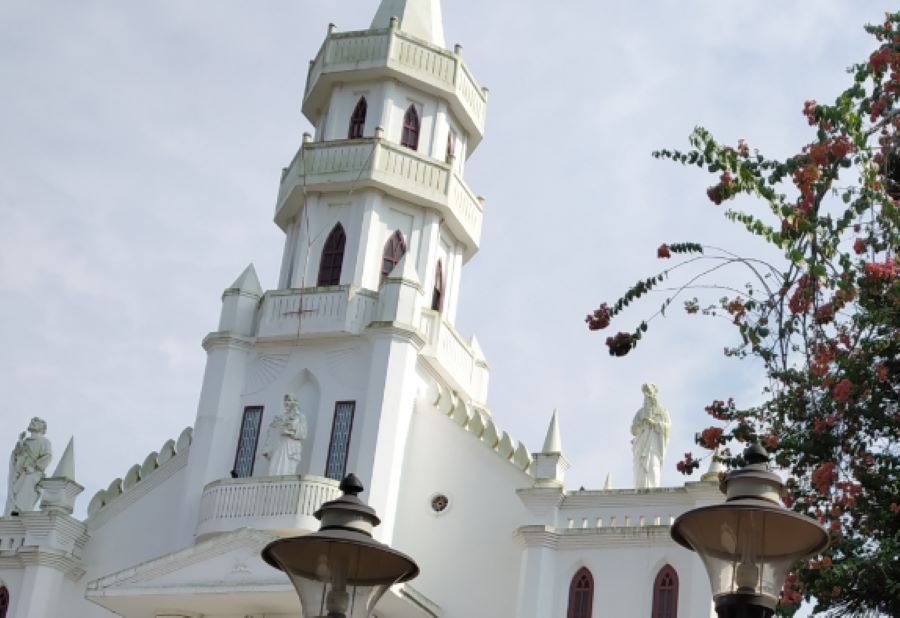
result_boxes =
[541,409,563,455]
[371,0,446,47]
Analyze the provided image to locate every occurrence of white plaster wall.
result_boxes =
[391,393,533,618]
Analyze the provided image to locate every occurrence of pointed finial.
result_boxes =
[340,473,364,496]
[52,437,75,480]
[603,472,612,490]
[228,263,262,295]
[541,410,562,454]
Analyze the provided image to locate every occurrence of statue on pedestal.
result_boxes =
[5,417,53,516]
[631,383,671,489]
[261,394,307,476]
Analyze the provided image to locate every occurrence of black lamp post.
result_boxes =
[262,473,419,618]
[671,445,829,618]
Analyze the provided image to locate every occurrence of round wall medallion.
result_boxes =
[430,493,450,513]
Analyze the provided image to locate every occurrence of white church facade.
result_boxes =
[0,2,725,616]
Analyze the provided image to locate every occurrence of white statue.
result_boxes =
[631,383,671,489]
[261,394,307,476]
[5,417,53,516]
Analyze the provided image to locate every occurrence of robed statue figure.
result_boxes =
[5,417,53,516]
[630,383,671,489]
[261,394,307,476]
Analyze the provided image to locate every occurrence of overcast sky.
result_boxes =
[0,0,891,538]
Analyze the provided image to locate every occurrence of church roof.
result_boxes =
[371,0,446,47]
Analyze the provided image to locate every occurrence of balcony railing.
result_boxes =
[196,475,341,540]
[275,138,483,260]
[257,285,379,340]
[419,309,489,404]
[304,28,487,144]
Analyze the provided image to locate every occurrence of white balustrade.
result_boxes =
[418,309,489,403]
[257,286,379,339]
[197,475,341,540]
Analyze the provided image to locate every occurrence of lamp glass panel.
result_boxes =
[676,506,826,603]
[291,577,390,618]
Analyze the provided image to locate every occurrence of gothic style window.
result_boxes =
[317,223,346,286]
[380,230,407,282]
[567,567,594,618]
[400,105,420,150]
[232,406,263,478]
[445,131,455,163]
[348,97,367,139]
[652,565,679,618]
[1,585,10,618]
[431,260,444,312]
[325,402,356,480]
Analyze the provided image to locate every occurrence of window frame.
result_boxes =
[567,567,594,618]
[317,223,347,287]
[651,564,679,618]
[445,130,455,163]
[232,406,264,478]
[348,97,367,139]
[400,104,420,150]
[431,259,444,312]
[1,585,10,618]
[325,401,356,480]
[380,230,407,282]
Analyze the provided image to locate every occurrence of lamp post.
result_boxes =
[671,444,829,618]
[262,473,419,618]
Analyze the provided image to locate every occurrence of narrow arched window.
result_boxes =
[348,97,367,139]
[652,565,679,618]
[317,223,346,286]
[431,260,444,311]
[0,586,9,618]
[401,105,420,150]
[567,567,593,618]
[445,131,455,163]
[381,230,407,282]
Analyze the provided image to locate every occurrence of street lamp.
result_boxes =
[262,473,420,618]
[671,444,829,618]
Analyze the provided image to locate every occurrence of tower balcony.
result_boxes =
[256,285,380,340]
[275,137,484,261]
[303,26,487,150]
[195,474,341,541]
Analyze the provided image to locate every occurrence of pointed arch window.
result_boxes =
[348,97,367,139]
[401,105,420,150]
[445,131,455,163]
[381,230,407,282]
[652,565,679,618]
[0,586,9,618]
[431,260,444,312]
[317,223,346,286]
[567,567,593,618]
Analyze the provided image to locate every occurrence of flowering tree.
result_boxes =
[587,13,899,617]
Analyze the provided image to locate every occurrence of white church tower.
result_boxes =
[183,0,493,546]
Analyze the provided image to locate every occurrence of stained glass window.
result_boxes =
[348,97,367,139]
[380,230,407,283]
[233,407,263,478]
[317,223,346,286]
[325,401,356,480]
[652,565,679,618]
[567,567,593,618]
[401,105,420,150]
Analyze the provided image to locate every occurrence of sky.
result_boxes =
[0,0,891,539]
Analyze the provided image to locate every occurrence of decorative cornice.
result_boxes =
[0,546,86,580]
[514,524,678,550]
[202,331,256,352]
[365,321,426,348]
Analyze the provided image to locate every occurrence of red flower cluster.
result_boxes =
[706,184,723,205]
[657,244,671,259]
[788,274,819,314]
[704,398,735,420]
[832,378,854,404]
[585,303,611,331]
[863,257,897,281]
[605,332,633,356]
[780,572,802,605]
[699,426,723,449]
[870,45,892,72]
[854,237,866,254]
[812,462,837,493]
[676,452,697,474]
[815,303,835,324]
[803,99,817,126]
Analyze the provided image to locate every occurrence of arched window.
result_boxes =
[652,565,679,618]
[348,97,367,139]
[381,230,407,282]
[0,586,9,618]
[317,223,346,286]
[401,105,420,150]
[445,131,455,163]
[567,567,593,618]
[431,260,444,311]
